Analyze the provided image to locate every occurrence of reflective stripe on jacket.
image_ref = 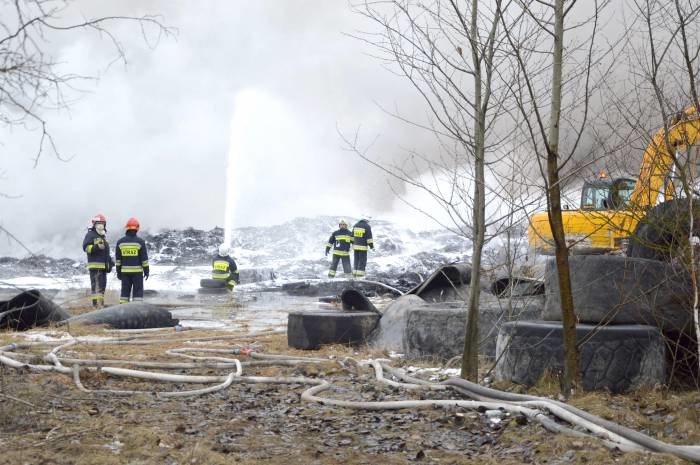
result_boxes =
[326,228,353,256]
[211,254,239,285]
[82,228,112,270]
[352,220,374,251]
[116,232,149,274]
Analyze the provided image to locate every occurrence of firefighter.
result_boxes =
[82,213,113,307]
[212,245,240,291]
[351,217,374,278]
[325,218,352,278]
[115,217,149,304]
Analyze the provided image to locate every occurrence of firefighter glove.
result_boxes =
[144,268,149,280]
[116,270,122,280]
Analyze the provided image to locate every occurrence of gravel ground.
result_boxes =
[0,328,697,465]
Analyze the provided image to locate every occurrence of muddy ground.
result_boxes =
[1,322,699,465]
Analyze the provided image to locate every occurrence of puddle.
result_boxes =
[1,282,350,334]
[169,290,327,331]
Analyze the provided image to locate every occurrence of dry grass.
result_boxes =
[1,326,699,464]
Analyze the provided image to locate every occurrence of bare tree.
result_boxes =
[345,0,520,380]
[624,0,700,379]
[0,0,173,166]
[498,0,612,395]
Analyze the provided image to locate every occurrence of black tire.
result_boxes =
[407,263,471,301]
[543,255,692,332]
[200,278,227,289]
[287,311,380,350]
[63,302,178,329]
[281,280,399,297]
[494,321,665,393]
[490,276,545,298]
[0,290,70,331]
[340,288,378,313]
[627,198,700,261]
[370,294,543,359]
[197,287,230,295]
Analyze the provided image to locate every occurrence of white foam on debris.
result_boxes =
[0,265,211,293]
[405,366,460,380]
[18,331,113,343]
[177,319,229,329]
[20,331,74,342]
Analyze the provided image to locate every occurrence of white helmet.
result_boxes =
[338,218,348,227]
[218,244,229,256]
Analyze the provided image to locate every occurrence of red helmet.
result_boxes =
[125,217,140,231]
[91,213,106,225]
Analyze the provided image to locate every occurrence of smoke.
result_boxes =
[0,0,435,257]
[1,0,696,258]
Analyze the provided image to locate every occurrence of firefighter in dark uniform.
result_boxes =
[352,217,374,278]
[212,245,240,291]
[82,213,113,307]
[115,217,149,304]
[325,219,352,278]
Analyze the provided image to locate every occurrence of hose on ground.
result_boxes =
[1,331,699,463]
[443,377,700,463]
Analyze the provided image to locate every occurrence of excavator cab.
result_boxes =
[580,176,636,211]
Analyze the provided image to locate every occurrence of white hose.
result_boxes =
[442,377,700,463]
[3,332,698,463]
[0,353,72,374]
[304,382,541,414]
[101,366,323,386]
[364,360,446,391]
[73,365,238,397]
[102,366,241,382]
[360,362,664,454]
[378,364,642,451]
[56,357,240,370]
[445,383,644,453]
[248,351,331,363]
[165,348,241,364]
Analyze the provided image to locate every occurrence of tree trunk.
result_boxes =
[547,0,581,396]
[460,0,486,381]
[461,123,485,380]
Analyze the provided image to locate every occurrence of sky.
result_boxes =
[0,0,442,256]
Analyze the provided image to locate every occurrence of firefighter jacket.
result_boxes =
[115,231,149,274]
[352,219,374,251]
[325,227,353,256]
[82,228,113,271]
[211,254,240,285]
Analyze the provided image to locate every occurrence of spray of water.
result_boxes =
[223,89,260,248]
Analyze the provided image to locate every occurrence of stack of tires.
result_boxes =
[496,255,687,392]
[496,200,699,392]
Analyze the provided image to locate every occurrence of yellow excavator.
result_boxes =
[528,106,700,254]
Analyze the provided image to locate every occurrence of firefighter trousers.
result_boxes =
[120,273,144,304]
[353,250,368,277]
[328,254,351,278]
[89,269,107,307]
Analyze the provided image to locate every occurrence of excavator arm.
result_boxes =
[629,105,700,209]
